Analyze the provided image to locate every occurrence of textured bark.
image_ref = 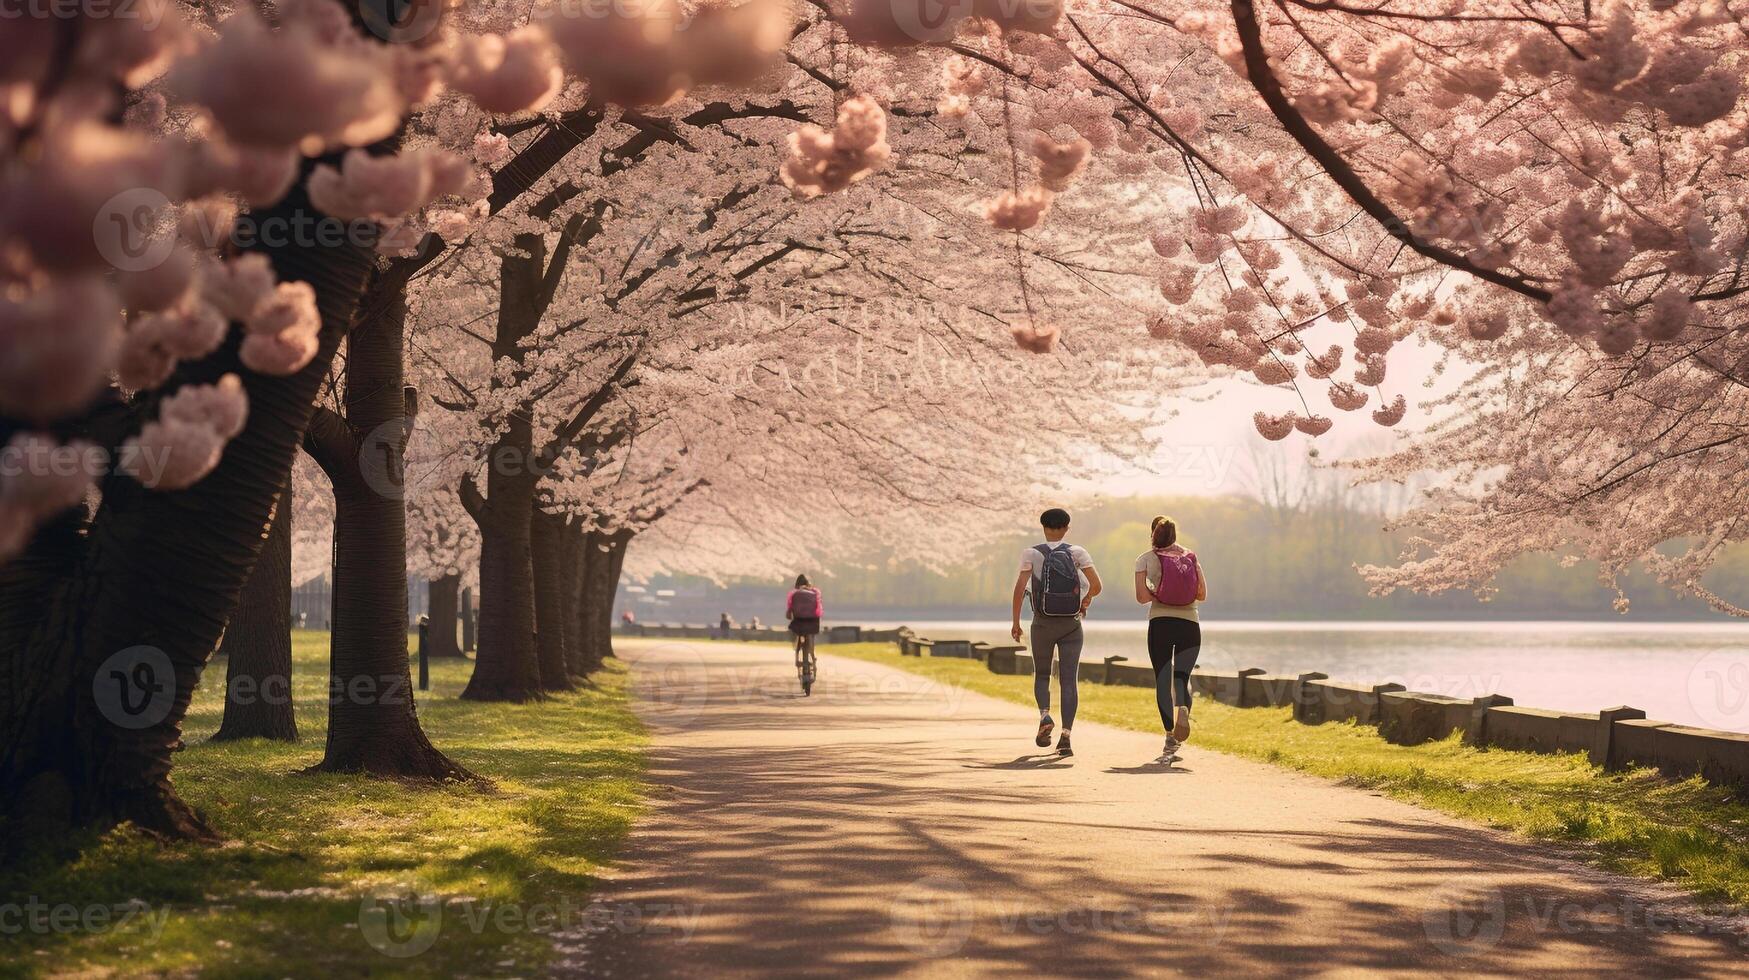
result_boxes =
[531,511,573,692]
[304,280,472,780]
[0,165,375,844]
[461,587,477,653]
[599,531,632,661]
[426,574,464,658]
[462,417,542,701]
[460,232,549,702]
[576,529,629,675]
[575,532,606,676]
[559,520,586,677]
[212,489,297,742]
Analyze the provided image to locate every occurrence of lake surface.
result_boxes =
[868,619,1749,733]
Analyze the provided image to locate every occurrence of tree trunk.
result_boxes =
[576,529,629,675]
[0,165,379,844]
[531,511,573,692]
[560,520,586,677]
[459,232,550,702]
[461,586,476,653]
[575,532,606,676]
[303,279,472,779]
[212,488,297,742]
[462,418,542,701]
[599,531,632,660]
[426,574,464,658]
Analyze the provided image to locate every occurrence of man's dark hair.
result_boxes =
[1040,508,1071,530]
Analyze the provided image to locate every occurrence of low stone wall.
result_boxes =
[622,619,1749,795]
[621,623,865,644]
[1473,706,1601,757]
[1610,719,1749,790]
[1378,691,1490,746]
[931,639,976,659]
[1296,680,1404,726]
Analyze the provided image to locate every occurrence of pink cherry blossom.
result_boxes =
[0,435,97,563]
[781,96,893,199]
[985,187,1054,232]
[0,277,124,422]
[449,28,564,116]
[121,374,250,490]
[241,282,321,376]
[1372,394,1407,428]
[1327,382,1370,412]
[1253,411,1297,441]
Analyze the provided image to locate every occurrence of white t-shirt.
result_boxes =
[1019,542,1094,593]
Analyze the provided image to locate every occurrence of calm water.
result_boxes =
[871,619,1749,733]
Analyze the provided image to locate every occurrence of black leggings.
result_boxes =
[1147,618,1201,733]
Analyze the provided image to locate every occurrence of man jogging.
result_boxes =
[1010,508,1101,756]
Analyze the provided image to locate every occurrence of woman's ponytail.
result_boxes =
[1151,516,1177,549]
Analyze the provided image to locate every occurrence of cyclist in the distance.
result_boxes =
[787,575,823,693]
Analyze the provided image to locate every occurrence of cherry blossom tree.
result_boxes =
[0,0,795,836]
[6,0,1743,845]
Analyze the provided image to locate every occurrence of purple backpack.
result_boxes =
[1152,549,1200,606]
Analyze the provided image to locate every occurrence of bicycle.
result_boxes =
[794,632,817,696]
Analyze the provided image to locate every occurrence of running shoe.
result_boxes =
[1036,716,1055,747]
[1172,706,1192,743]
[1056,732,1073,757]
[1155,737,1181,765]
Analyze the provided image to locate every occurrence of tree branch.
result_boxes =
[1229,0,1553,303]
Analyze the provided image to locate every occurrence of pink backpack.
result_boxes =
[1152,549,1200,606]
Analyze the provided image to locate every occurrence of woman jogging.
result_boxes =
[787,575,823,695]
[1134,516,1206,765]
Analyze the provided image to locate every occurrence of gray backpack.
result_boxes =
[1030,544,1082,617]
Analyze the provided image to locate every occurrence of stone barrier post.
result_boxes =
[1291,672,1329,724]
[1464,694,1515,747]
[1591,706,1648,769]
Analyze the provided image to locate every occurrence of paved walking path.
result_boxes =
[561,640,1747,977]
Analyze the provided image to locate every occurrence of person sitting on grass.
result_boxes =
[1010,507,1101,757]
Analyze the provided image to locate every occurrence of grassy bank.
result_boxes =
[828,642,1749,907]
[1,631,647,978]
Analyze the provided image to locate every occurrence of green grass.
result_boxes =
[0,631,647,979]
[829,641,1749,908]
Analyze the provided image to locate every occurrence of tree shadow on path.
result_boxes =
[568,643,1749,979]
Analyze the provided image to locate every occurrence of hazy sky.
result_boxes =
[1098,332,1463,500]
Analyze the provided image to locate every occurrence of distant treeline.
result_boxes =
[638,495,1749,621]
